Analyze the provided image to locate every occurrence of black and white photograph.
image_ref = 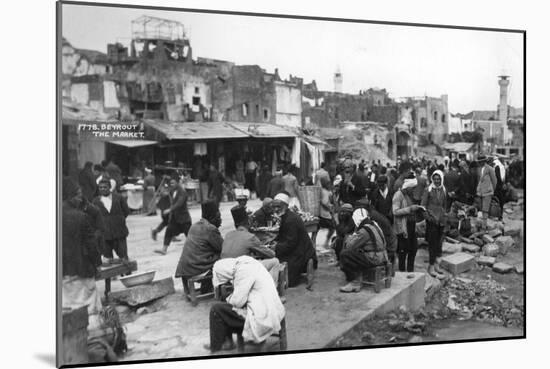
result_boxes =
[56,1,525,367]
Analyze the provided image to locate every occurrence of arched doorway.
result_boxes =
[387,139,394,159]
[396,131,410,159]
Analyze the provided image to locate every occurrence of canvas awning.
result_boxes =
[227,122,297,138]
[107,140,158,148]
[144,121,250,140]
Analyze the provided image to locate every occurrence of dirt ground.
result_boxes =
[107,194,524,353]
[332,207,525,348]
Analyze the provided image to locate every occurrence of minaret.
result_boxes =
[498,75,510,143]
[334,67,343,93]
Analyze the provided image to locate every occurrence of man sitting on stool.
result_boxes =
[174,200,223,293]
[339,208,388,293]
[205,256,285,353]
[222,205,276,260]
[272,192,317,288]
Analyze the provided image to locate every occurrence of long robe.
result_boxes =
[212,256,285,343]
[274,210,317,287]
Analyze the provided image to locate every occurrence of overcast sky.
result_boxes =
[62,4,524,114]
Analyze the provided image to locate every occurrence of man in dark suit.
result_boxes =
[154,176,192,255]
[272,192,318,288]
[93,178,130,263]
[371,175,393,224]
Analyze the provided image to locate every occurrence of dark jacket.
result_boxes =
[207,169,225,202]
[444,170,461,195]
[339,174,367,206]
[267,176,285,199]
[82,200,105,252]
[175,219,224,278]
[421,186,447,226]
[371,188,393,224]
[251,207,272,228]
[62,202,101,278]
[344,220,387,267]
[79,168,97,202]
[105,162,123,189]
[92,193,129,241]
[257,171,273,200]
[168,185,192,224]
[275,210,317,287]
[369,208,397,253]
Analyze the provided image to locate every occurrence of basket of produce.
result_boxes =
[297,185,321,217]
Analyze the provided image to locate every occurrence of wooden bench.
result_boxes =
[96,260,138,301]
[361,262,393,293]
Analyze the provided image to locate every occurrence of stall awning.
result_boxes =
[107,140,158,148]
[228,122,298,138]
[144,121,250,140]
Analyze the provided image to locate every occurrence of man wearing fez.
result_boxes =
[62,177,102,328]
[93,178,130,263]
[222,205,276,260]
[272,192,317,288]
[175,200,223,292]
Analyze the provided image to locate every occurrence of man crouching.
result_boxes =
[339,208,388,293]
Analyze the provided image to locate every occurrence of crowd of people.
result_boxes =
[310,153,520,286]
[62,151,523,357]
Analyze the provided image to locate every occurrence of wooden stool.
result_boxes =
[277,262,289,297]
[236,318,287,353]
[182,272,215,306]
[361,263,393,293]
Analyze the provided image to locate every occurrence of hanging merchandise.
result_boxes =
[194,142,207,156]
[291,137,301,168]
[272,148,278,173]
[304,141,322,172]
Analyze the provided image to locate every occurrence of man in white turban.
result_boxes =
[271,191,317,288]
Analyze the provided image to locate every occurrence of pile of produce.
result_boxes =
[292,207,318,223]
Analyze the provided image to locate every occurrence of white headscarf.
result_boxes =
[428,169,446,193]
[274,193,290,204]
[352,208,369,227]
[401,177,418,190]
[212,258,237,287]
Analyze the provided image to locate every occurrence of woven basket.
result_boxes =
[298,185,321,216]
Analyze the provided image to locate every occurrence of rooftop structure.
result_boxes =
[131,15,187,41]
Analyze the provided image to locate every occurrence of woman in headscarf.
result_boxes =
[421,170,447,278]
[205,256,285,353]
